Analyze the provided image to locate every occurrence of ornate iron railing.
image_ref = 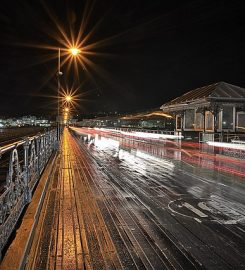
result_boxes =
[0,129,57,257]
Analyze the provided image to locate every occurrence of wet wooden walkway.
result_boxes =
[25,129,122,270]
[3,128,245,270]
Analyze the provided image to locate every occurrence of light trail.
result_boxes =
[71,127,245,178]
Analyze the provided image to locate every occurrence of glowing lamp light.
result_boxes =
[69,47,80,56]
[65,95,72,102]
[65,107,69,112]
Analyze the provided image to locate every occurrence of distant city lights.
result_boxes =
[0,116,51,127]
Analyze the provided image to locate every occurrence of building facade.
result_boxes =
[160,82,245,141]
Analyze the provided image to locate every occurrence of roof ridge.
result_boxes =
[160,81,245,109]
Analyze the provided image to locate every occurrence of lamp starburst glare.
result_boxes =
[69,47,80,56]
[65,95,72,102]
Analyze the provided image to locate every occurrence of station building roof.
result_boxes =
[120,110,172,120]
[160,82,245,112]
[78,109,173,124]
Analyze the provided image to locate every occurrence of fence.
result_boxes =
[0,129,57,258]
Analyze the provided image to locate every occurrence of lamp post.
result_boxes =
[57,48,62,142]
[56,47,80,143]
[65,95,72,102]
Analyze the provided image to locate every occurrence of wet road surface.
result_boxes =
[25,128,245,269]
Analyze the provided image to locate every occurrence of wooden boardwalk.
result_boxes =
[25,129,122,270]
[3,128,245,270]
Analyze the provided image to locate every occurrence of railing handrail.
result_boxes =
[0,129,57,259]
[0,133,45,154]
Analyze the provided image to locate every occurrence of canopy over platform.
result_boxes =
[160,82,245,112]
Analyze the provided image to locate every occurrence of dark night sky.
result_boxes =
[0,0,245,117]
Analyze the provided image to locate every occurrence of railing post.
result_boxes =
[44,133,47,163]
[36,135,41,175]
[23,138,31,203]
[47,132,50,157]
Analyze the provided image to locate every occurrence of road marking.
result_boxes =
[223,220,237,225]
[194,218,202,223]
[182,202,208,218]
[198,202,212,212]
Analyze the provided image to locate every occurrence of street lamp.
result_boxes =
[65,95,72,102]
[57,47,80,143]
[69,47,80,56]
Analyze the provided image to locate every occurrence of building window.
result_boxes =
[237,112,245,132]
[195,112,204,130]
[176,115,182,130]
[184,109,195,130]
[205,111,214,131]
[222,106,234,130]
[217,111,222,130]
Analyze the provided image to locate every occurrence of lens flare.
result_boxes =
[69,47,80,56]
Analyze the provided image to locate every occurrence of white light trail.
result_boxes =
[207,141,245,150]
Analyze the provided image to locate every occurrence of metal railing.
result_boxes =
[0,129,57,258]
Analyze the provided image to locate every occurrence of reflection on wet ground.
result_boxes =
[68,127,245,269]
[19,127,245,269]
[72,127,245,179]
